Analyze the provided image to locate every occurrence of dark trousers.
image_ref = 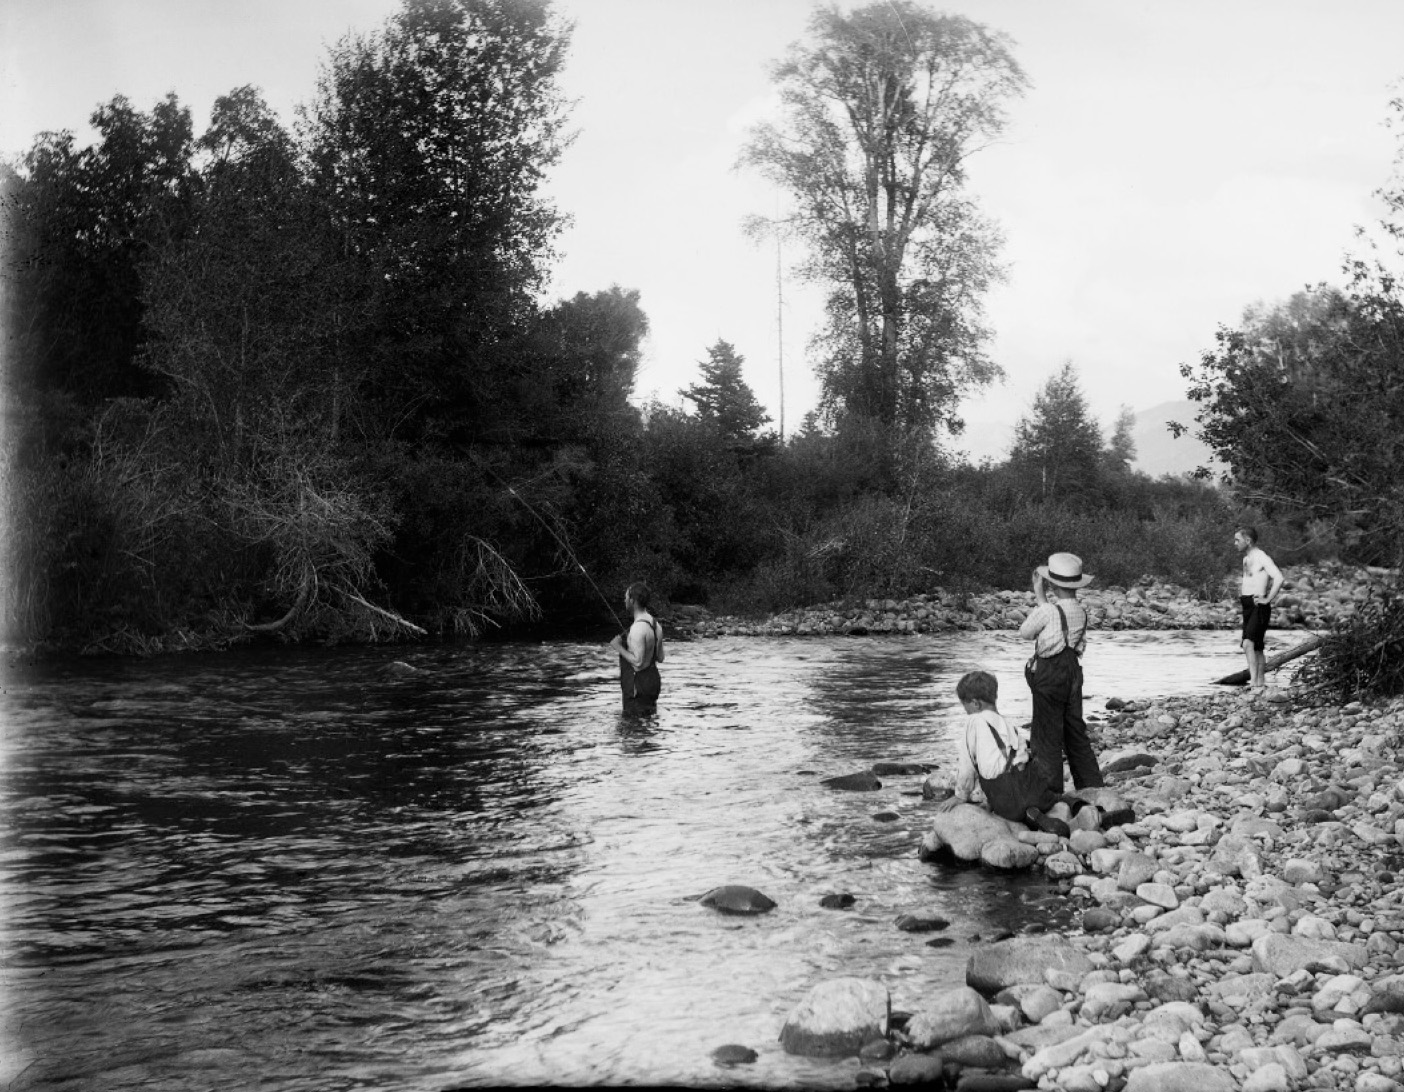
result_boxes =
[979,755,1058,823]
[1025,648,1104,794]
[619,659,661,715]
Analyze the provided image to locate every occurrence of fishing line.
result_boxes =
[494,473,625,630]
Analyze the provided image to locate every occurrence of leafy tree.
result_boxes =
[1179,285,1404,563]
[741,1,1024,434]
[682,339,771,441]
[1104,404,1137,472]
[303,0,572,443]
[141,89,347,460]
[1178,93,1404,567]
[1008,361,1104,501]
[4,94,196,404]
[520,286,648,443]
[640,404,776,597]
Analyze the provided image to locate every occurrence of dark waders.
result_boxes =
[619,619,662,715]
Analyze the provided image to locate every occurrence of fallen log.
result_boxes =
[1215,634,1325,685]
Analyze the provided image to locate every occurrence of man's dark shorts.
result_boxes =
[1241,595,1271,651]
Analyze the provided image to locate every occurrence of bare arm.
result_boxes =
[1261,556,1285,604]
[941,718,978,808]
[609,625,643,668]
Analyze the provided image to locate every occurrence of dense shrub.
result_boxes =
[1298,580,1404,702]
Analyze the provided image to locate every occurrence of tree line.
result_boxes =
[1,0,1397,655]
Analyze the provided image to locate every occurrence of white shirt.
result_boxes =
[1018,599,1088,657]
[952,709,1030,802]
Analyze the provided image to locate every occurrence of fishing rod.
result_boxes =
[494,473,626,631]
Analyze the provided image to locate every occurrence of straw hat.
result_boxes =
[1037,552,1094,589]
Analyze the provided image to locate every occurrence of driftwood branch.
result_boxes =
[1214,634,1325,686]
[335,585,428,637]
[245,565,314,633]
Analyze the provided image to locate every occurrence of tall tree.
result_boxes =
[304,0,573,442]
[1008,361,1104,500]
[5,94,196,404]
[682,339,771,441]
[741,2,1024,434]
[521,286,648,443]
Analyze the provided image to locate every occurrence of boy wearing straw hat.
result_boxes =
[1019,552,1105,795]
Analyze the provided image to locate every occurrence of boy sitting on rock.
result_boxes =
[936,670,1073,838]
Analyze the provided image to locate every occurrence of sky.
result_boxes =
[3,0,1402,461]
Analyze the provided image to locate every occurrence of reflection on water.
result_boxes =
[0,630,1234,1089]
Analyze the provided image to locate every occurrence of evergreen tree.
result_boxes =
[1105,404,1137,472]
[1008,361,1103,500]
[682,339,771,441]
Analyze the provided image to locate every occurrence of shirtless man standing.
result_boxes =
[1235,527,1284,689]
[609,582,664,715]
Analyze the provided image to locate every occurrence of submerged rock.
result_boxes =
[822,771,883,791]
[820,893,856,910]
[895,911,950,933]
[698,885,776,915]
[872,761,932,776]
[710,1044,757,1065]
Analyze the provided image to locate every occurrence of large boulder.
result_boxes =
[1206,834,1263,878]
[1250,933,1368,976]
[919,804,1028,865]
[941,1034,1008,1068]
[888,1053,946,1086]
[1124,1062,1237,1092]
[778,977,889,1057]
[1364,975,1404,1015]
[967,934,1095,994]
[981,838,1040,870]
[905,987,1000,1049]
[1070,786,1135,820]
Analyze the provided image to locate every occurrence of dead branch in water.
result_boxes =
[1215,634,1325,685]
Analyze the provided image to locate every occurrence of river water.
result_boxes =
[0,630,1240,1090]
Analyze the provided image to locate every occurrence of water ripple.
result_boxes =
[0,632,1229,1088]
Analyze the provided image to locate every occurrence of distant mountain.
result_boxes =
[951,398,1222,477]
[1129,400,1221,479]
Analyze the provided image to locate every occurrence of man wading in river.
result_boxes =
[1235,526,1283,689]
[609,582,664,715]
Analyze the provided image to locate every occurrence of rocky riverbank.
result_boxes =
[767,684,1404,1091]
[675,561,1392,639]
